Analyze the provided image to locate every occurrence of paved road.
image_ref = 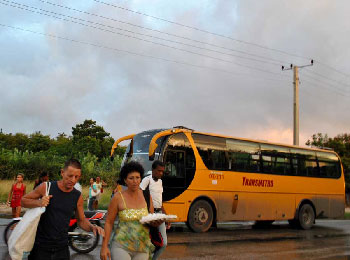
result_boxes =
[1,219,350,259]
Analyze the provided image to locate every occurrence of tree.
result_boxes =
[305,133,329,147]
[306,133,350,189]
[71,120,113,159]
[49,132,73,157]
[72,120,110,141]
[26,131,51,153]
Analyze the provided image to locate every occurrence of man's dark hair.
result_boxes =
[152,160,165,169]
[63,158,82,170]
[39,171,48,179]
[118,161,144,186]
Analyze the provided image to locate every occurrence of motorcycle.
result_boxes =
[4,210,105,254]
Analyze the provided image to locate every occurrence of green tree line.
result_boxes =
[1,123,349,190]
[0,120,125,186]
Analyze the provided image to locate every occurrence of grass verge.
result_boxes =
[0,180,112,210]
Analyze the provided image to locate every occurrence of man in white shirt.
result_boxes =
[74,181,82,193]
[140,160,170,260]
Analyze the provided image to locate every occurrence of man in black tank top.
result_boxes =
[21,159,104,260]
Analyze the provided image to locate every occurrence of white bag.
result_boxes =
[90,186,100,197]
[8,182,51,260]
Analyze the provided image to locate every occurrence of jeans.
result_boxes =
[88,196,96,211]
[28,244,70,260]
[152,222,167,260]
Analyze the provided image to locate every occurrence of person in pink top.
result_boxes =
[7,173,26,218]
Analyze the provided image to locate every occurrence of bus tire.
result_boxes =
[187,200,213,233]
[297,203,315,230]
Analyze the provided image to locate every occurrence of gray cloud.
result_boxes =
[0,0,349,146]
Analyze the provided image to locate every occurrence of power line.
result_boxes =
[3,0,282,67]
[93,0,311,61]
[301,77,350,97]
[314,60,350,79]
[300,71,350,95]
[92,0,350,79]
[0,0,288,78]
[303,67,350,89]
[0,23,289,84]
[38,0,289,65]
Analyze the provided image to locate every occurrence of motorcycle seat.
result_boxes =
[84,211,98,218]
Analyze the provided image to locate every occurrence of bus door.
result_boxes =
[162,133,195,202]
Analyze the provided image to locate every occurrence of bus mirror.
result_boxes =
[149,154,155,161]
[110,156,114,162]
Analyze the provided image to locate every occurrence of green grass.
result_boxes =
[0,179,112,210]
[0,180,34,202]
[344,212,350,220]
[81,185,112,210]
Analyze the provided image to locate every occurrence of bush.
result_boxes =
[0,148,123,184]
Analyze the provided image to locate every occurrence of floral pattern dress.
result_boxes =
[112,192,154,258]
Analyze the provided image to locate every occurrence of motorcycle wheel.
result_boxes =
[69,221,100,254]
[3,219,20,245]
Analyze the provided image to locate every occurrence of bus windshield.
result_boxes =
[123,129,165,172]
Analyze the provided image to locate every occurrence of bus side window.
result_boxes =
[317,152,341,179]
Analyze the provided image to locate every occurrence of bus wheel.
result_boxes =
[187,200,213,233]
[298,203,315,230]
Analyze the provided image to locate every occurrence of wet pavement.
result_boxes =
[1,219,350,259]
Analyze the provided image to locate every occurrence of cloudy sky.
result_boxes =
[0,0,349,147]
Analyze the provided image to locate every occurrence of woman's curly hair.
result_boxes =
[118,161,144,186]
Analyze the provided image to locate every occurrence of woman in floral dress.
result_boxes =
[100,161,162,260]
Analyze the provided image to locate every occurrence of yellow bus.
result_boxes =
[111,127,345,232]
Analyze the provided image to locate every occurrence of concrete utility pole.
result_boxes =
[293,65,299,146]
[282,60,313,146]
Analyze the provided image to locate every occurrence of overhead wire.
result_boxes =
[0,0,289,78]
[92,0,311,61]
[303,67,350,89]
[0,23,289,84]
[92,0,350,79]
[2,0,283,67]
[300,77,350,98]
[299,71,350,95]
[2,0,348,98]
[314,60,350,79]
[38,0,289,65]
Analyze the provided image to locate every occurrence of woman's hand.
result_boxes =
[148,219,164,227]
[100,246,111,260]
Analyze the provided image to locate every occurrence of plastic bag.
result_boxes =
[90,186,100,197]
[8,182,51,260]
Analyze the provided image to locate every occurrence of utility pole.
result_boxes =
[282,60,313,146]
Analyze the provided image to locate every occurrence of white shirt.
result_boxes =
[140,173,163,209]
[74,182,82,193]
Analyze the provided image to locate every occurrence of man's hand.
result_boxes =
[91,224,105,237]
[149,219,164,227]
[40,195,53,207]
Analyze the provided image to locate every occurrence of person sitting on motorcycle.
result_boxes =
[21,158,104,260]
